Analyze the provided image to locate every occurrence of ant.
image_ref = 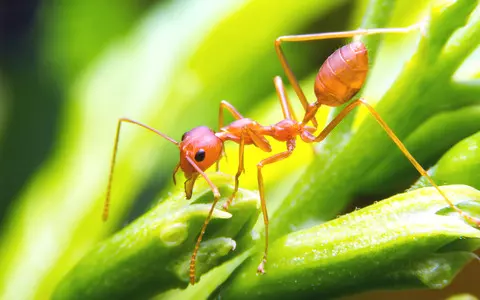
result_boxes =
[103,23,480,285]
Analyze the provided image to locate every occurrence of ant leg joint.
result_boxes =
[119,116,133,122]
[257,257,267,274]
[274,37,282,47]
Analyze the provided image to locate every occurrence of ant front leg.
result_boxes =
[311,98,480,227]
[217,100,244,171]
[104,118,178,221]
[256,139,296,274]
[172,162,180,185]
[274,24,423,128]
[185,156,222,285]
[224,126,272,211]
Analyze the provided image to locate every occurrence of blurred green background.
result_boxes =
[0,0,479,299]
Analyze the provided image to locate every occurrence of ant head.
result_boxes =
[179,126,223,198]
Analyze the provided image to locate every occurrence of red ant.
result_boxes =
[103,24,480,285]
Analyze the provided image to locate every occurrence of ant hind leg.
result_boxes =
[311,98,480,226]
[256,139,296,274]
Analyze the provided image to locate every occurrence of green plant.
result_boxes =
[1,0,479,299]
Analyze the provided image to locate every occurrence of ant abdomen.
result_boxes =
[314,41,368,107]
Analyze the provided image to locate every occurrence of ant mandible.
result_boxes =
[103,23,480,285]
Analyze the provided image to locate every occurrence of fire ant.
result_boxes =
[103,24,480,285]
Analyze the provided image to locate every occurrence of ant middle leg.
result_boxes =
[310,98,480,226]
[274,24,423,128]
[256,139,296,274]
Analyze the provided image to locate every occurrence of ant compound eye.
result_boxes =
[194,149,206,162]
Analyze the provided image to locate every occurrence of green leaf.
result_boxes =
[447,294,479,300]
[53,174,259,300]
[219,185,480,299]
[413,131,480,190]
